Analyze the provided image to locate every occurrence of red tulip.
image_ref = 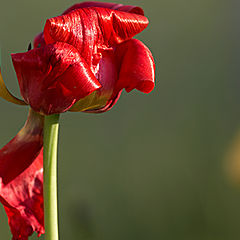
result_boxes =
[0,2,155,239]
[12,1,155,115]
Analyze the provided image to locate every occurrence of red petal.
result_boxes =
[115,39,155,94]
[43,7,148,64]
[0,109,44,240]
[11,42,101,115]
[86,39,155,113]
[34,2,144,48]
[70,48,119,112]
[63,2,144,15]
[34,2,144,50]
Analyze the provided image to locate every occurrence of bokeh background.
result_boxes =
[0,0,240,239]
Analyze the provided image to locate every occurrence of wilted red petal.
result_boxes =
[11,42,101,115]
[63,1,144,15]
[0,109,44,240]
[43,7,148,64]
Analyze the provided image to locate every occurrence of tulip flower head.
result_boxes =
[0,2,155,239]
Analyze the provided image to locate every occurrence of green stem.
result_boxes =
[43,114,60,240]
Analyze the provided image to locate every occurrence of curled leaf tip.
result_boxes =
[0,69,27,106]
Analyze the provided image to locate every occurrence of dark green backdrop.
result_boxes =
[1,0,240,239]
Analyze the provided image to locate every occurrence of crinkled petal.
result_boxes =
[43,7,148,64]
[34,2,144,50]
[0,109,44,240]
[11,42,101,115]
[63,2,144,15]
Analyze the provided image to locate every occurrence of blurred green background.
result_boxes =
[1,0,240,239]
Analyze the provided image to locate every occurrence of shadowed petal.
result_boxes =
[33,32,46,49]
[11,42,101,115]
[0,109,44,240]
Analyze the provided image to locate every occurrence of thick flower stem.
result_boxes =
[43,114,60,240]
